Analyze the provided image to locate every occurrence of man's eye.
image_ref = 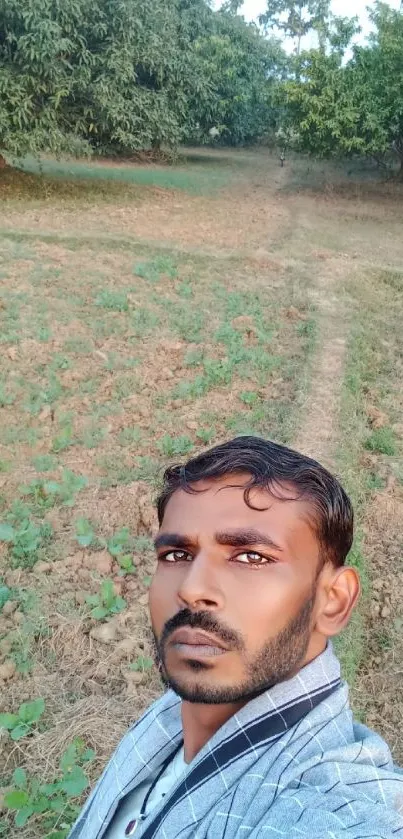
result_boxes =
[235,552,270,565]
[161,550,191,563]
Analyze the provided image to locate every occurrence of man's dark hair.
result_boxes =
[156,436,354,568]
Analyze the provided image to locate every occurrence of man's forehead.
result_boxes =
[160,476,317,546]
[162,474,301,513]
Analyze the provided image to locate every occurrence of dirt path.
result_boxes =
[292,259,350,469]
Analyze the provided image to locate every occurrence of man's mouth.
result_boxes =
[169,627,228,658]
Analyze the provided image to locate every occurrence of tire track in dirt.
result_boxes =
[292,261,350,469]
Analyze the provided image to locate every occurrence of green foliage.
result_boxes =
[20,470,87,511]
[364,426,397,456]
[0,516,53,569]
[129,655,154,672]
[0,698,45,741]
[4,738,94,834]
[0,0,285,159]
[107,527,133,557]
[95,290,129,312]
[196,427,216,444]
[186,7,285,145]
[158,435,194,457]
[282,4,403,170]
[239,390,260,406]
[74,518,96,548]
[31,454,57,472]
[52,423,75,453]
[117,555,136,576]
[134,256,178,283]
[0,582,11,610]
[86,580,126,621]
[118,426,142,446]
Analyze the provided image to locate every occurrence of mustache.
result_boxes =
[158,608,243,651]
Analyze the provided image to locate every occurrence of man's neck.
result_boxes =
[181,700,245,763]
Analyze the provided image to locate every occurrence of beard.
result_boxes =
[153,591,316,705]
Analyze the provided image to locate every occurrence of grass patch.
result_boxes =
[335,267,403,696]
[12,155,231,195]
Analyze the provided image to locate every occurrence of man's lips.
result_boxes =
[169,627,228,657]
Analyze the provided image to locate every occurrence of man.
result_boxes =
[69,436,403,839]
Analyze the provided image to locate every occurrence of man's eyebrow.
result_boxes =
[154,529,284,552]
[214,529,284,552]
[154,533,193,550]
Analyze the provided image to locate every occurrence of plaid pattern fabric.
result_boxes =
[68,644,403,839]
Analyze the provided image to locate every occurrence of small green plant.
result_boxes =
[74,518,96,548]
[23,374,64,415]
[31,454,57,472]
[52,423,75,453]
[239,390,260,406]
[80,424,107,449]
[20,470,87,511]
[0,698,45,740]
[95,289,129,311]
[0,582,11,610]
[196,427,216,445]
[134,256,178,283]
[4,738,94,833]
[118,426,142,446]
[0,518,53,569]
[177,280,192,299]
[107,527,134,557]
[86,580,126,620]
[364,426,397,456]
[129,655,154,672]
[184,347,204,367]
[130,307,159,338]
[37,325,52,342]
[50,353,72,371]
[158,435,194,457]
[117,555,136,576]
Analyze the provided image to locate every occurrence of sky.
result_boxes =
[213,0,401,47]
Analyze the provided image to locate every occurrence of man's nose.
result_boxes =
[177,554,224,612]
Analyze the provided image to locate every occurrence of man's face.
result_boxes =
[149,474,325,704]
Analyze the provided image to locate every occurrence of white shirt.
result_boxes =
[103,747,187,838]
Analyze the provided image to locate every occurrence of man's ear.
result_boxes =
[315,566,361,637]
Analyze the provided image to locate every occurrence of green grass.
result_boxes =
[364,426,397,456]
[335,267,403,693]
[13,155,231,195]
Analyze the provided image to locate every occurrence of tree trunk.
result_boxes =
[0,154,7,169]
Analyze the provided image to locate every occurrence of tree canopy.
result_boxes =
[0,0,284,160]
[277,1,403,172]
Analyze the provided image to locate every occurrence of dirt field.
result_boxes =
[0,148,402,837]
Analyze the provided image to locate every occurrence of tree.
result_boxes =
[260,0,330,55]
[281,3,403,173]
[185,10,286,145]
[0,0,283,161]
